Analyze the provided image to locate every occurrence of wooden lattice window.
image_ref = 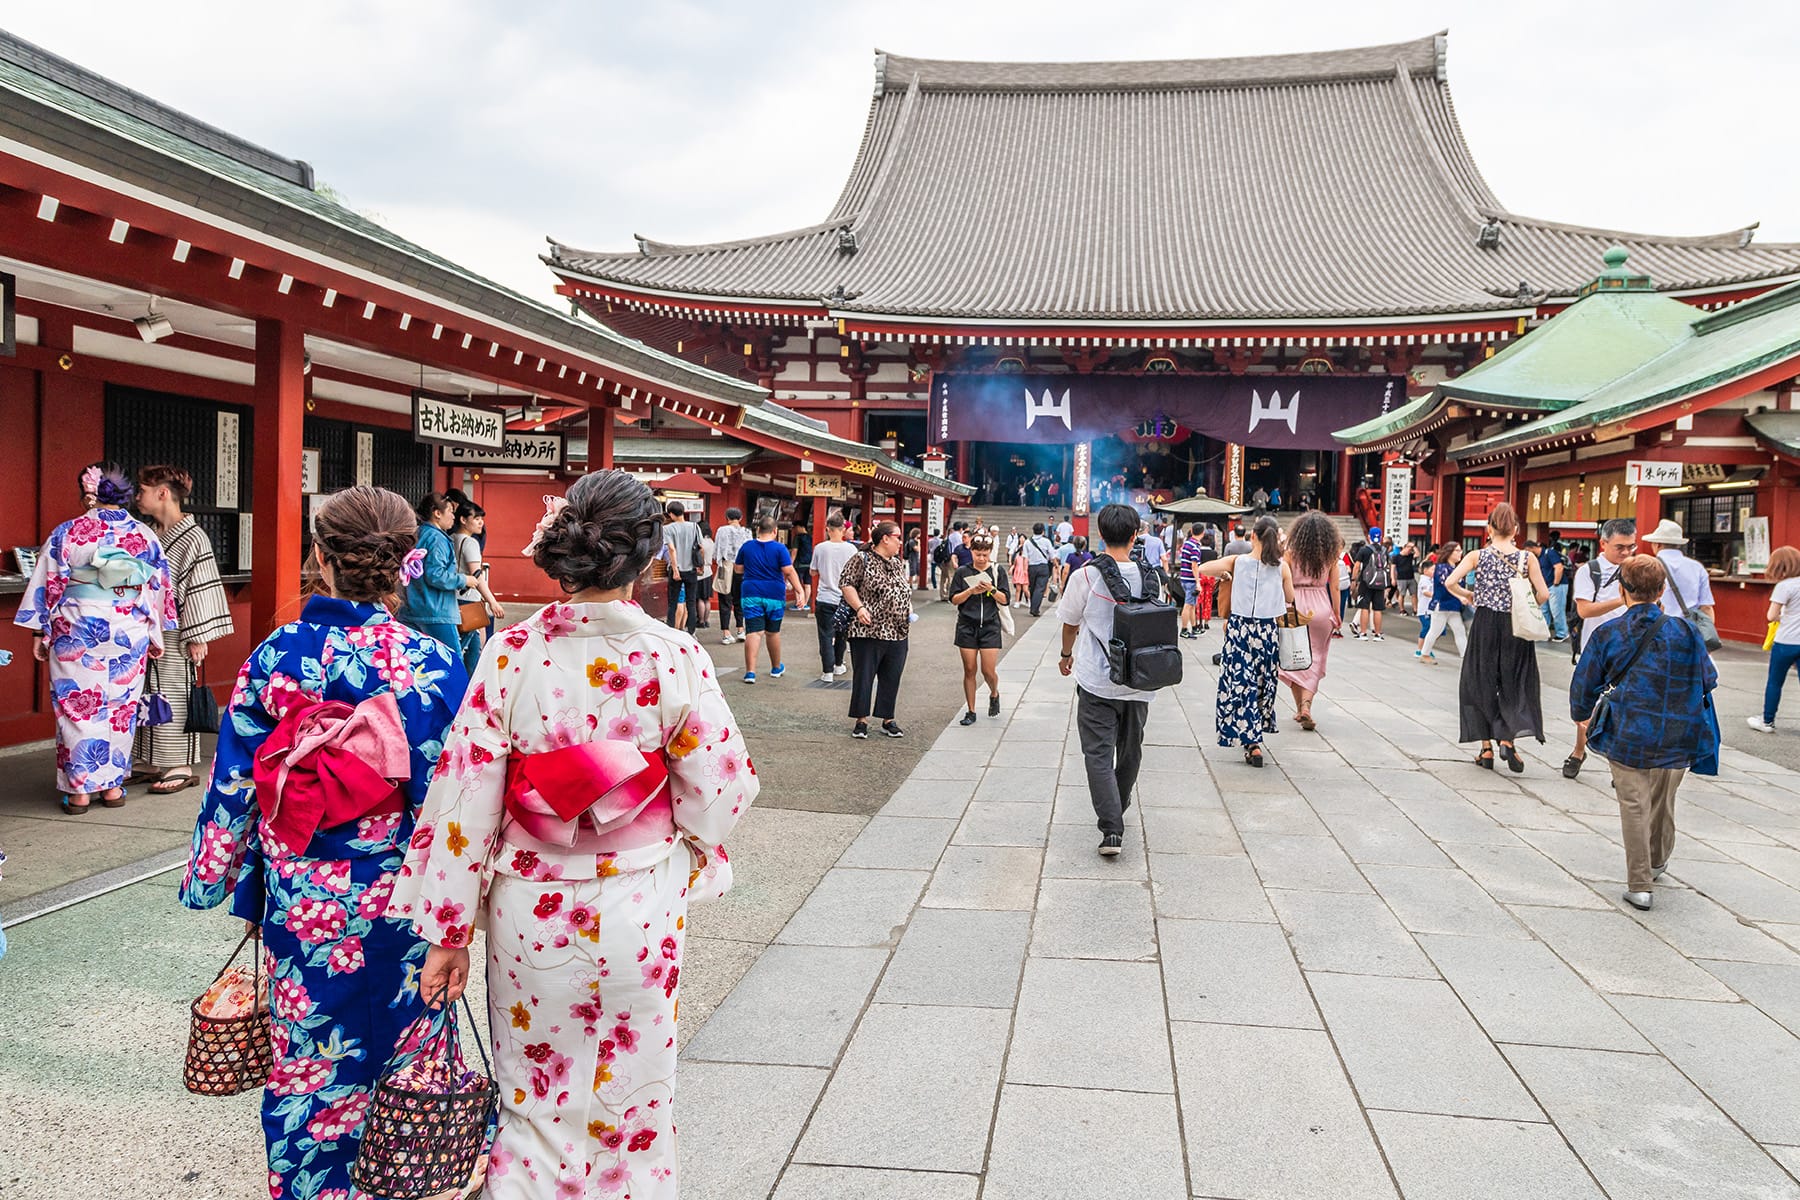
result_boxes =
[105,385,253,571]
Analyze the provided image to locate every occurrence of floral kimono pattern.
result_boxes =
[179,595,468,1200]
[393,600,758,1200]
[13,507,174,794]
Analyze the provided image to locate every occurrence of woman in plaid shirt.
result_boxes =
[1569,554,1720,911]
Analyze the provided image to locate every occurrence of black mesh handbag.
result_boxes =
[352,989,498,1200]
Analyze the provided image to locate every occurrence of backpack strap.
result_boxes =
[1090,554,1142,603]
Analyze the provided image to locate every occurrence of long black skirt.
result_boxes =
[1458,607,1545,743]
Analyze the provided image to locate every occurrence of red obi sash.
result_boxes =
[502,739,671,852]
[254,693,412,851]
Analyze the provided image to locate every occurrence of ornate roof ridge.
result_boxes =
[546,217,849,266]
[871,32,1444,94]
[1486,210,1788,250]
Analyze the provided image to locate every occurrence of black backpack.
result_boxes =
[1090,556,1183,691]
[1358,547,1391,589]
[932,540,950,566]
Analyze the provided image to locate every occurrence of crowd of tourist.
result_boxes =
[2,456,1781,1191]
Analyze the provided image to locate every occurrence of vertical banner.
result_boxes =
[1225,444,1245,506]
[1072,442,1092,516]
[216,411,241,510]
[1384,466,1412,542]
[354,431,374,488]
[924,456,947,537]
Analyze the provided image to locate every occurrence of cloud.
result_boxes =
[8,0,1800,313]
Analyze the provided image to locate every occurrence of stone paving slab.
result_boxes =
[673,617,1800,1198]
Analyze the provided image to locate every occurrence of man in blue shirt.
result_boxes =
[1570,554,1719,911]
[1539,538,1570,642]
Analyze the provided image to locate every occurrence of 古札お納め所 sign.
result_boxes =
[413,390,506,449]
[439,430,566,471]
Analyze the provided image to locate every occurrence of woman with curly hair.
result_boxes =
[397,469,759,1199]
[178,486,469,1198]
[1279,511,1342,730]
[14,461,174,813]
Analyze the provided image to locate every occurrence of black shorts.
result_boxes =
[954,615,1003,649]
[1355,585,1388,612]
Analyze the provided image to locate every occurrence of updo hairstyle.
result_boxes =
[80,460,134,508]
[136,464,194,505]
[533,470,664,594]
[313,486,418,604]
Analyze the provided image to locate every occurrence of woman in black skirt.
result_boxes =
[1441,502,1551,772]
[950,535,1010,725]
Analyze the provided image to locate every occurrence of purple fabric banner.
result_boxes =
[931,373,1406,450]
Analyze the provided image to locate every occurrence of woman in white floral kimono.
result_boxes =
[14,462,174,812]
[395,470,758,1200]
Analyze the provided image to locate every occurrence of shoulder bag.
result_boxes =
[1508,551,1551,642]
[187,661,221,735]
[988,565,1016,637]
[1586,612,1668,744]
[1664,567,1723,651]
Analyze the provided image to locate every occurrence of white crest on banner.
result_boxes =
[1024,387,1073,431]
[1247,389,1300,436]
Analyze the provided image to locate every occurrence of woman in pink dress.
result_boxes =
[1279,511,1343,730]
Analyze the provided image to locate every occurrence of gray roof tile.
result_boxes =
[549,33,1800,323]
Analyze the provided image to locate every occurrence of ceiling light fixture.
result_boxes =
[134,298,173,343]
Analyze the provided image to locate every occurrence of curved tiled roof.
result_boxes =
[548,33,1800,324]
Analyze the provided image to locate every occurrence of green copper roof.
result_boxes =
[1453,278,1800,462]
[1332,391,1449,448]
[1745,410,1800,459]
[1439,290,1698,410]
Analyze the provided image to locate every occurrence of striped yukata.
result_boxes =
[134,516,235,769]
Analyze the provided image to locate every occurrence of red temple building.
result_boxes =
[547,32,1800,534]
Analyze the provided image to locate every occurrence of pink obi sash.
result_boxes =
[254,694,412,851]
[502,739,672,853]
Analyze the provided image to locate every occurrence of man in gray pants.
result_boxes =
[1023,522,1056,616]
[1057,503,1158,858]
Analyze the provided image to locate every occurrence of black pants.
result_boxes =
[848,636,908,721]
[1076,685,1149,836]
[718,586,740,632]
[1028,563,1051,615]
[815,602,848,674]
[666,569,698,633]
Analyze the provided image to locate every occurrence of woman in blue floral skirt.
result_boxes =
[1199,515,1297,767]
[179,486,468,1200]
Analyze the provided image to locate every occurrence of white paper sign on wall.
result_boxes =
[1625,460,1682,488]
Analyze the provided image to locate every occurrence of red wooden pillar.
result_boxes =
[811,493,828,547]
[1634,478,1663,537]
[861,484,876,539]
[1336,450,1354,514]
[252,317,306,637]
[591,403,615,471]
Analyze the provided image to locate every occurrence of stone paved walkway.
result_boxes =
[676,617,1800,1200]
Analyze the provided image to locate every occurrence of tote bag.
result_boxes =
[1508,552,1551,642]
[1276,605,1313,672]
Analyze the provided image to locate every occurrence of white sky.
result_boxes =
[10,1,1798,303]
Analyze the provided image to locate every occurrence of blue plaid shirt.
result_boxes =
[1570,603,1719,772]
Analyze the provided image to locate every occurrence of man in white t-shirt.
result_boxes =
[1021,522,1057,616]
[1056,517,1074,544]
[810,513,858,682]
[1641,519,1715,622]
[1058,503,1158,859]
[1565,518,1637,779]
[713,507,751,645]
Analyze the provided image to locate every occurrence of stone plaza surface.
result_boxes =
[6,611,1800,1197]
[676,617,1800,1200]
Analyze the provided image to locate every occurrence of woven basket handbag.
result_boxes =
[183,928,272,1096]
[352,988,498,1200]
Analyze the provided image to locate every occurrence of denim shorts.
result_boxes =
[741,595,786,633]
[1182,580,1200,606]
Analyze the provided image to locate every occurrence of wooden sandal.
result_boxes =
[149,771,202,795]
[97,787,127,808]
[58,794,91,815]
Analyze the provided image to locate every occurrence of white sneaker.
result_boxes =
[1747,716,1776,733]
[820,672,835,683]
[721,634,736,645]
[833,663,848,676]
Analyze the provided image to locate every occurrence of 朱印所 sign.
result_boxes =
[796,474,846,499]
[439,430,566,471]
[1625,460,1682,488]
[413,390,505,449]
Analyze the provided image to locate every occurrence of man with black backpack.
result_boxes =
[1057,503,1181,859]
[1349,526,1390,640]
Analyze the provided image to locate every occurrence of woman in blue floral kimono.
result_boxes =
[179,486,469,1200]
[14,461,174,813]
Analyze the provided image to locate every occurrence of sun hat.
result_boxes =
[1640,519,1688,546]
